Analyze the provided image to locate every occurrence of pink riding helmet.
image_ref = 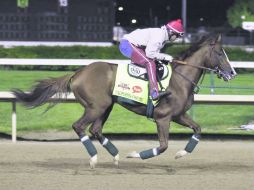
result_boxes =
[166,19,184,36]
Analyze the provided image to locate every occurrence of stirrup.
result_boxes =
[151,91,170,101]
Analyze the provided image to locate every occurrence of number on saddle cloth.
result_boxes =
[127,62,169,81]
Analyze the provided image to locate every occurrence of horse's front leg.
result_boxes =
[173,113,201,159]
[127,117,170,159]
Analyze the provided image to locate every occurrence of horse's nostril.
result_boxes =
[231,71,237,77]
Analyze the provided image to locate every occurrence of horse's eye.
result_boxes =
[217,52,223,56]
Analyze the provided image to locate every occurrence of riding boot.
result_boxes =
[128,45,169,100]
[146,61,169,100]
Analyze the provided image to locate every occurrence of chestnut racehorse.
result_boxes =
[13,34,236,168]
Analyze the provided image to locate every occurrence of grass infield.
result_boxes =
[0,69,254,135]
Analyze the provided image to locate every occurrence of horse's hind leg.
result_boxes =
[72,108,107,168]
[89,104,120,166]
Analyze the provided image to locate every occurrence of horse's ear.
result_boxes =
[216,34,222,43]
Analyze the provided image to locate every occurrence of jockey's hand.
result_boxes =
[164,55,173,63]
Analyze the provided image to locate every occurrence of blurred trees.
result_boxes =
[227,0,254,28]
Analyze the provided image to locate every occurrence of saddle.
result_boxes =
[127,61,169,81]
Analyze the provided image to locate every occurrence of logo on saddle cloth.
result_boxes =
[113,63,172,105]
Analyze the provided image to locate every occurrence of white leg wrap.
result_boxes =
[80,135,89,142]
[192,135,200,142]
[102,138,109,146]
[152,148,158,156]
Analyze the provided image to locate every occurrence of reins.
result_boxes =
[172,59,213,94]
[173,60,216,72]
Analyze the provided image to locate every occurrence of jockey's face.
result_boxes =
[168,29,184,42]
[169,33,177,42]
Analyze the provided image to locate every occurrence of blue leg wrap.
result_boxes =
[81,136,97,157]
[140,148,159,160]
[101,137,119,156]
[185,134,200,153]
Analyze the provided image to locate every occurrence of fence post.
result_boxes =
[12,101,17,143]
[210,71,215,94]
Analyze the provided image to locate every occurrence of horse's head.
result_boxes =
[206,34,237,81]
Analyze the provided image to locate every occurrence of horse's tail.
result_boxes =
[12,74,74,110]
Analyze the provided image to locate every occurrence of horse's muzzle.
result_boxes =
[215,67,237,81]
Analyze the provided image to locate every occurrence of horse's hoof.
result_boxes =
[113,154,120,166]
[126,151,140,158]
[175,150,188,159]
[89,155,98,169]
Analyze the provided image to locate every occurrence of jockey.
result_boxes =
[119,19,184,100]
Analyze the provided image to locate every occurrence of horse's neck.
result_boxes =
[184,50,207,82]
[171,49,207,94]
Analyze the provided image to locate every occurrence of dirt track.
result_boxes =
[0,139,254,190]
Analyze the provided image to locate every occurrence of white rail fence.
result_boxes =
[0,59,254,142]
[0,58,253,68]
[0,58,129,65]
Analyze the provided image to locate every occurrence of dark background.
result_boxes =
[0,0,248,43]
[0,0,115,42]
[115,0,235,27]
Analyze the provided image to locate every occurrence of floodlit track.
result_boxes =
[0,140,254,190]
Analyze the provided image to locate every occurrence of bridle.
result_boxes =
[172,42,223,94]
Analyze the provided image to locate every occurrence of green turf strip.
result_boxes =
[1,70,254,135]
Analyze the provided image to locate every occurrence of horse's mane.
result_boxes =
[176,34,216,61]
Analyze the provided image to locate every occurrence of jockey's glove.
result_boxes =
[164,55,173,63]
